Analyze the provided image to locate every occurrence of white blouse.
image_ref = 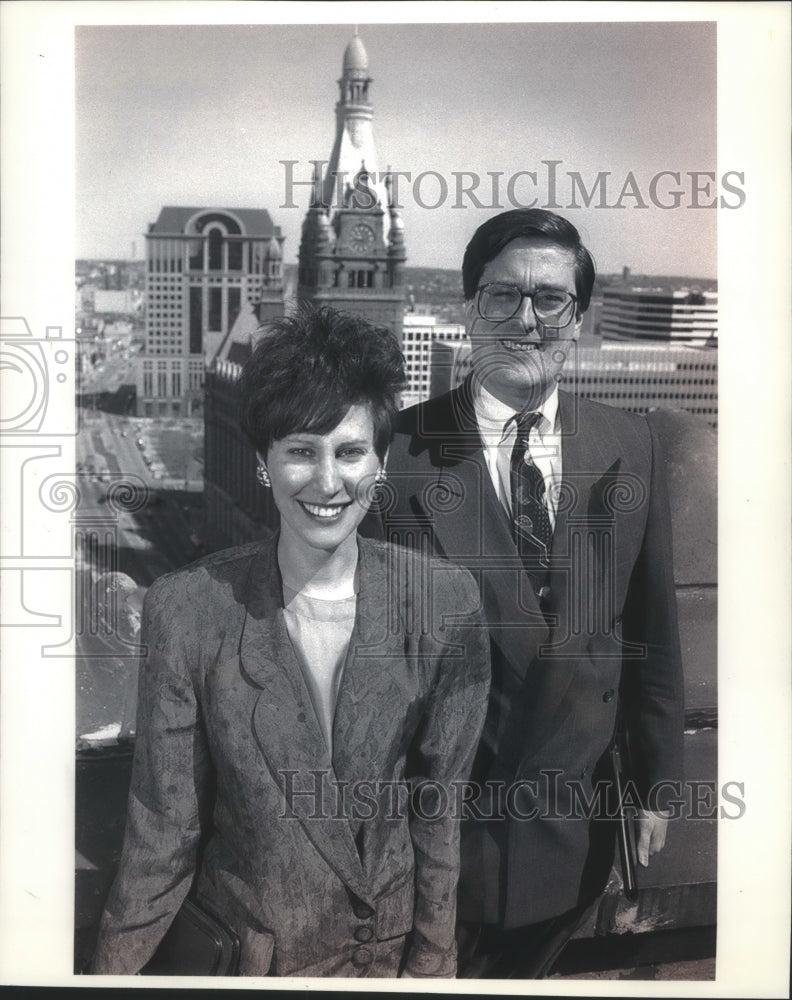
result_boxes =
[282,583,357,755]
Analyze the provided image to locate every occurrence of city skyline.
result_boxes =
[76,20,718,278]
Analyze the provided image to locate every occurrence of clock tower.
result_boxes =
[297,32,406,340]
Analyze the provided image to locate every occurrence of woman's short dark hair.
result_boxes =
[462,209,596,313]
[237,305,407,460]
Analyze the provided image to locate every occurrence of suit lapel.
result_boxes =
[547,390,629,651]
[240,540,370,901]
[330,540,413,820]
[521,391,631,751]
[413,381,550,679]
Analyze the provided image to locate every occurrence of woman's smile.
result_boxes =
[297,499,354,520]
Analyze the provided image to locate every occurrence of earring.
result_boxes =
[256,464,271,488]
[375,468,387,486]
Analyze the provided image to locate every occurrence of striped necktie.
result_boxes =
[510,410,553,580]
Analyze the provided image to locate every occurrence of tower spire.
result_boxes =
[297,33,405,341]
[324,31,388,219]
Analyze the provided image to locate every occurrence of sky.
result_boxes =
[75,19,718,278]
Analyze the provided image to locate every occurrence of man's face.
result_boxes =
[466,236,582,410]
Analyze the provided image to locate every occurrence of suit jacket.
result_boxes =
[371,380,685,927]
[92,533,490,977]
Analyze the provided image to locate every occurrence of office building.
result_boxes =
[401,315,467,407]
[135,206,285,416]
[600,286,718,346]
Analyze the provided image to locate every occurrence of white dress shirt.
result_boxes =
[472,381,562,529]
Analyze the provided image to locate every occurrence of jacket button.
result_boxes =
[353,902,374,920]
[603,689,615,703]
[352,946,373,967]
[354,925,373,943]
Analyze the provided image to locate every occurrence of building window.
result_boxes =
[229,287,241,327]
[228,239,243,271]
[208,227,223,271]
[189,239,203,271]
[189,286,202,354]
[208,287,222,332]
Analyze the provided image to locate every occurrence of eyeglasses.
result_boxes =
[476,282,578,329]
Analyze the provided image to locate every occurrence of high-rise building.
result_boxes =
[600,286,718,346]
[297,32,407,339]
[136,207,284,416]
[401,315,467,408]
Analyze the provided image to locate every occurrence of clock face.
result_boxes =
[349,223,375,253]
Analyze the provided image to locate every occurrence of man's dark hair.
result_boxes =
[237,305,406,460]
[462,209,596,312]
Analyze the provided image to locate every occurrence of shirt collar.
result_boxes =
[473,379,559,438]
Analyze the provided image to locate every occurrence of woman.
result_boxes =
[92,306,490,978]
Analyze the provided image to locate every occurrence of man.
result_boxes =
[373,209,684,977]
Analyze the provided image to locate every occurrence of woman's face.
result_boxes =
[265,403,382,555]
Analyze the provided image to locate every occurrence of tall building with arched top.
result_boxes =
[136,206,284,416]
[297,33,406,340]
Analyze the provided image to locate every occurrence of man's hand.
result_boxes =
[635,809,670,867]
